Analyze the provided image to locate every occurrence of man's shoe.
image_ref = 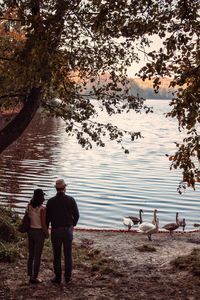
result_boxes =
[29,278,42,284]
[51,277,61,284]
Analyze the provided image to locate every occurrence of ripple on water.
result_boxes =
[0,100,200,230]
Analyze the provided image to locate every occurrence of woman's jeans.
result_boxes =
[27,228,45,278]
[51,227,73,280]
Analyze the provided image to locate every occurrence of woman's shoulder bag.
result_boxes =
[18,205,30,233]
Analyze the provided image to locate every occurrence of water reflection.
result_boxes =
[0,112,64,210]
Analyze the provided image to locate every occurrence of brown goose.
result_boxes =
[162,212,180,235]
[128,209,143,225]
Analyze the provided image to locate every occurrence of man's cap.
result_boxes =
[55,179,67,189]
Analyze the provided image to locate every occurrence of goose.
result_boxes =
[123,217,133,231]
[138,209,159,241]
[128,209,143,225]
[179,218,186,232]
[162,212,180,235]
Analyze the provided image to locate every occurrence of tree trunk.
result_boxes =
[0,87,41,154]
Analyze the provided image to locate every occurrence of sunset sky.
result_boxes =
[127,35,164,78]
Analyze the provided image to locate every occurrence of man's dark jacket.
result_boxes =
[46,192,79,229]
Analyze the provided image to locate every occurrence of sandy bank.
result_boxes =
[74,229,200,269]
[1,229,200,300]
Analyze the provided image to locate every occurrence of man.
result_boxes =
[46,179,79,284]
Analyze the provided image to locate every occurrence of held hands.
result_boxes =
[44,231,49,239]
[43,227,49,239]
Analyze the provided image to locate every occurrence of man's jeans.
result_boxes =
[51,227,73,280]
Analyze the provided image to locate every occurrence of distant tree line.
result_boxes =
[127,78,173,100]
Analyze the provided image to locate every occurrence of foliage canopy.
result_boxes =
[0,0,200,188]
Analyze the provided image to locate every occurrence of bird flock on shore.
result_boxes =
[123,209,187,241]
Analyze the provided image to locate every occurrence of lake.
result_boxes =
[0,99,199,231]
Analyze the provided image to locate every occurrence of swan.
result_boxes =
[123,217,133,231]
[138,209,159,241]
[128,209,143,225]
[162,212,180,235]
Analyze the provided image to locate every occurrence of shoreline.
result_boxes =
[74,227,200,233]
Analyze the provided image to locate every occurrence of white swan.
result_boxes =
[138,209,159,241]
[123,217,133,231]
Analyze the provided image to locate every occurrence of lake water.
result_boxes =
[0,99,200,231]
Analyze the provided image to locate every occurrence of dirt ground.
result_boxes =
[1,229,200,300]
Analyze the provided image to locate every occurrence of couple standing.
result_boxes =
[27,179,79,284]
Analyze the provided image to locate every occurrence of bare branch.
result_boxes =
[0,56,13,61]
[0,17,21,22]
[0,93,25,101]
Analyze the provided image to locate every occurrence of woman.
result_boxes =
[27,188,49,284]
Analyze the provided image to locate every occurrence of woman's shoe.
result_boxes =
[29,278,43,284]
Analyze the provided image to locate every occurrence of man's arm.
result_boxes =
[45,201,50,229]
[72,200,79,226]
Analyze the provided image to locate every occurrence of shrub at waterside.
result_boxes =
[0,205,21,262]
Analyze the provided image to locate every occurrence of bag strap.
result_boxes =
[26,204,30,214]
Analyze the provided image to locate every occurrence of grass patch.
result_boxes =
[171,248,200,276]
[136,244,157,252]
[73,239,119,276]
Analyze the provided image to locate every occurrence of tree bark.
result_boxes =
[0,87,41,154]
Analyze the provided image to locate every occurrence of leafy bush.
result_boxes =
[0,242,20,262]
[0,206,20,225]
[0,206,19,242]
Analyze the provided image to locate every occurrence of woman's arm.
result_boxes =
[40,208,49,238]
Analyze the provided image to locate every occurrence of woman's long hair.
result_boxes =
[30,189,45,208]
